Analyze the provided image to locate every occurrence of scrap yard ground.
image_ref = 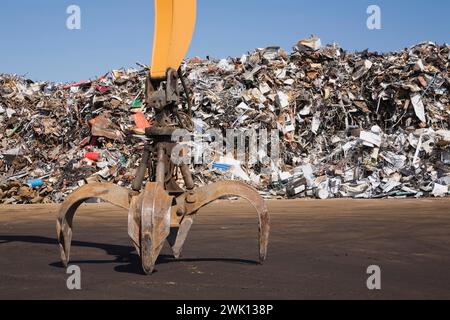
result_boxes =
[1,198,449,299]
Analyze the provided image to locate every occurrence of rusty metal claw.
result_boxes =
[56,183,132,267]
[56,179,270,274]
[167,216,194,259]
[172,181,270,263]
[56,181,174,275]
[55,0,270,276]
[128,182,173,274]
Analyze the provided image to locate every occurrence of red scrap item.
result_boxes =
[84,152,100,161]
[95,85,111,94]
[63,80,90,89]
[133,112,151,129]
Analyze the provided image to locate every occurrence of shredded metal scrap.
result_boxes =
[1,39,449,203]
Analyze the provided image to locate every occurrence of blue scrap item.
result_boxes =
[27,179,44,188]
[212,162,232,171]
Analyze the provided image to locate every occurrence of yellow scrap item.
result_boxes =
[150,0,197,79]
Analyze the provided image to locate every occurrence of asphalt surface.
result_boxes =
[0,199,449,300]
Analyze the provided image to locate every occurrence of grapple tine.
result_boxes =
[128,194,142,254]
[167,216,194,259]
[134,183,173,274]
[56,183,131,266]
[175,181,270,263]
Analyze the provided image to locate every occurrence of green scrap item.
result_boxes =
[6,126,20,137]
[131,99,143,108]
[119,154,128,166]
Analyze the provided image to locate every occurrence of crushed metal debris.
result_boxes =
[1,38,449,203]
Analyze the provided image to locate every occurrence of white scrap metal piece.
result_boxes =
[282,120,296,134]
[297,37,322,51]
[275,69,286,79]
[414,59,425,72]
[340,182,372,198]
[97,167,111,179]
[217,59,235,72]
[431,183,449,198]
[381,151,407,170]
[259,82,271,95]
[236,101,252,111]
[299,105,311,116]
[360,131,382,147]
[412,134,423,167]
[284,79,295,85]
[301,164,316,188]
[6,108,16,118]
[2,147,25,156]
[352,60,373,80]
[401,186,419,194]
[279,171,293,181]
[382,180,402,193]
[311,113,321,134]
[293,185,306,195]
[316,178,330,199]
[410,94,427,123]
[251,88,267,103]
[275,91,290,109]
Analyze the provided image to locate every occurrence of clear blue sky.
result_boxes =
[0,0,448,82]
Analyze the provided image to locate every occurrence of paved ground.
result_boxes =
[0,199,449,300]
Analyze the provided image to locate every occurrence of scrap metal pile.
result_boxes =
[1,38,449,204]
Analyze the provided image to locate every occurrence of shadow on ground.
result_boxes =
[0,235,258,275]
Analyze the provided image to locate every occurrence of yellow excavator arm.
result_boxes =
[150,0,197,78]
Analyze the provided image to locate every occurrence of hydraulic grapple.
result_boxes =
[56,0,270,274]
